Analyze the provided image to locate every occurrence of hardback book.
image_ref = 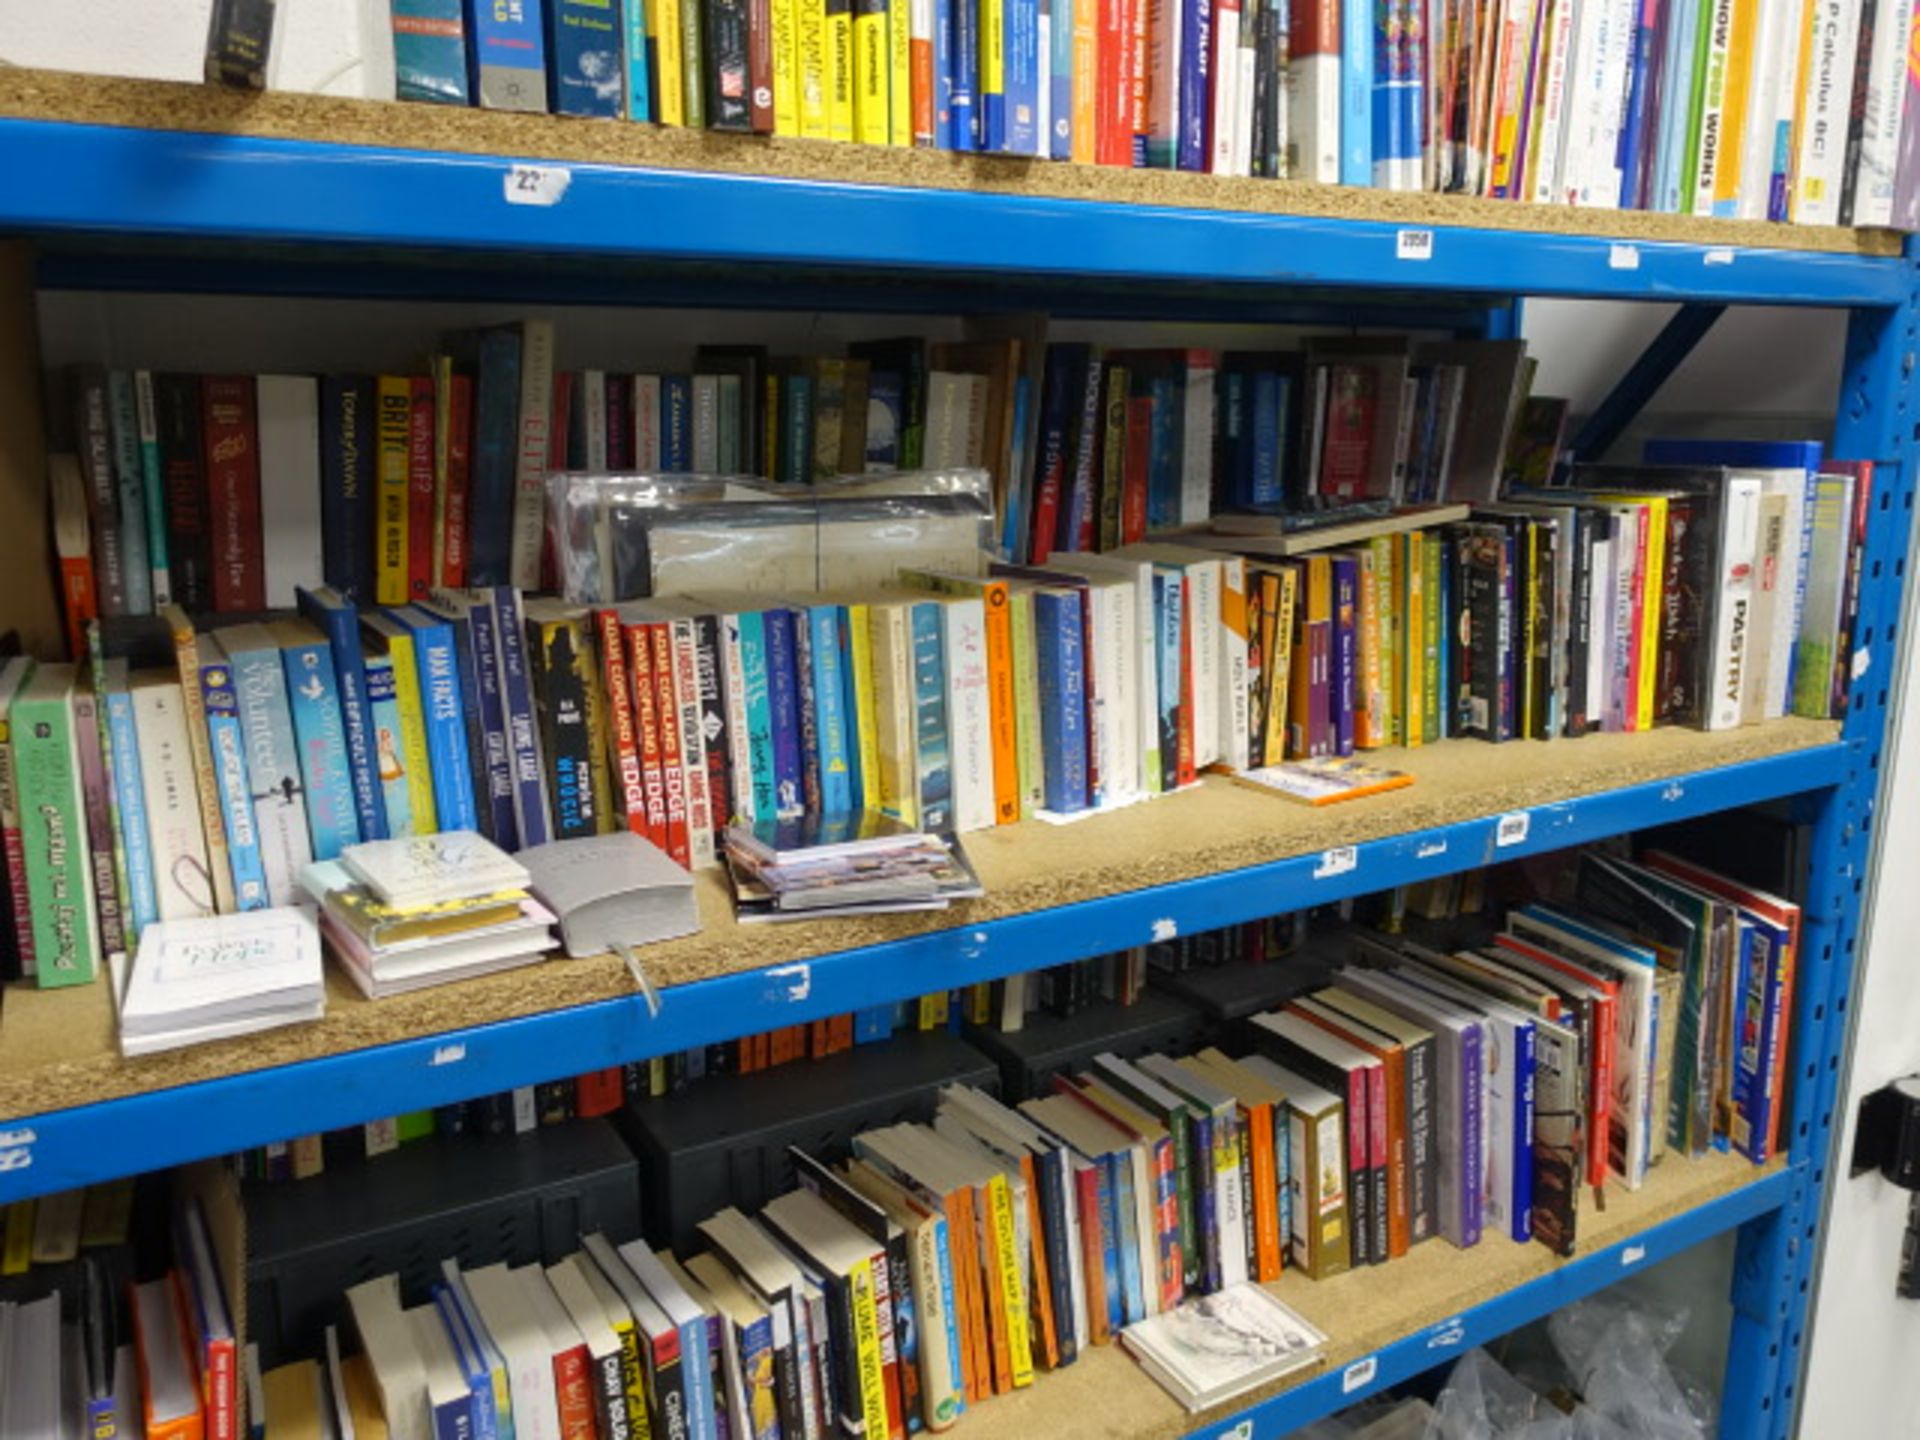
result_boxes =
[519,831,700,958]
[341,830,531,908]
[119,907,324,1056]
[1119,1284,1324,1412]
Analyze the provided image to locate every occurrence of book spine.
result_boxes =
[375,377,413,606]
[383,631,439,832]
[417,622,480,831]
[736,611,779,823]
[203,376,265,612]
[597,609,647,833]
[671,620,715,866]
[158,375,213,612]
[490,587,552,848]
[458,595,521,848]
[940,601,994,833]
[708,0,757,127]
[531,616,601,841]
[625,623,669,850]
[127,679,210,923]
[1032,592,1088,812]
[71,367,129,619]
[651,624,693,865]
[223,645,312,910]
[407,376,439,601]
[201,660,271,911]
[511,322,557,590]
[133,371,174,607]
[103,683,160,938]
[806,605,856,815]
[1795,0,1866,222]
[281,636,363,861]
[470,0,549,108]
[69,683,123,960]
[546,0,625,115]
[105,373,154,617]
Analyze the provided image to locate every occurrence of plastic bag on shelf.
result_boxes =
[546,469,994,603]
[1426,1348,1579,1440]
[1547,1296,1716,1440]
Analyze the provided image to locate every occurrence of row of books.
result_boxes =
[354,1,1920,228]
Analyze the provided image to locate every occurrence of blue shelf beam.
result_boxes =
[1570,303,1727,462]
[0,120,1909,309]
[1188,1164,1798,1439]
[0,739,1849,1203]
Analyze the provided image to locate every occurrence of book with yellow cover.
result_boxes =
[649,0,687,123]
[359,612,438,833]
[1403,530,1426,746]
[846,602,884,817]
[374,376,411,606]
[853,0,889,144]
[1588,493,1666,730]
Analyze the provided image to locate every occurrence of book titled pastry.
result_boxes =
[341,830,531,907]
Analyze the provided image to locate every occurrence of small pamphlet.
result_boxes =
[1233,756,1415,806]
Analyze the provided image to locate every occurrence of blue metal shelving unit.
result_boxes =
[0,109,1912,1439]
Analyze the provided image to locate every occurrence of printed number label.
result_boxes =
[1704,248,1735,266]
[1495,812,1531,848]
[1609,243,1641,271]
[430,1043,467,1067]
[1397,229,1435,261]
[0,1128,35,1173]
[505,164,573,207]
[1316,846,1358,879]
[1621,1244,1647,1267]
[1342,1356,1378,1393]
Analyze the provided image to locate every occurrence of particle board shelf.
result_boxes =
[0,718,1841,1200]
[0,69,1906,309]
[958,1151,1792,1440]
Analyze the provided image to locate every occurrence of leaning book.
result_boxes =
[1119,1284,1326,1412]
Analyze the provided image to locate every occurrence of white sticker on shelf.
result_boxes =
[430,1043,467,1067]
[505,164,573,207]
[1397,228,1435,261]
[1495,812,1531,847]
[1853,647,1872,681]
[1342,1356,1378,1393]
[1622,1244,1647,1266]
[1704,248,1735,266]
[1221,1423,1254,1440]
[1609,243,1641,270]
[1426,1317,1468,1349]
[1417,839,1448,859]
[0,1127,35,1173]
[1315,846,1358,879]
[1151,917,1178,943]
[767,962,813,1003]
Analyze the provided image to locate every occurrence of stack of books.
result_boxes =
[724,811,983,923]
[304,832,557,998]
[115,907,326,1057]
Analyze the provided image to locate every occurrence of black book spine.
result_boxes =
[694,615,732,834]
[1457,525,1503,741]
[705,0,754,129]
[647,1334,691,1440]
[1659,495,1708,726]
[467,328,522,589]
[319,376,375,602]
[593,1349,632,1440]
[530,617,600,840]
[156,373,212,612]
[205,0,276,86]
[1566,509,1593,736]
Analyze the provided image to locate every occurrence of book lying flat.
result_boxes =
[1120,1283,1325,1412]
[1233,757,1413,805]
[519,831,700,957]
[117,908,325,1055]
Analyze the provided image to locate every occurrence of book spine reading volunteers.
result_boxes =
[214,0,1920,229]
[1,837,1802,1430]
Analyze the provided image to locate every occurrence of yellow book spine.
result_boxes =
[387,633,440,833]
[855,8,890,144]
[871,605,918,826]
[1011,591,1043,819]
[1,1203,33,1275]
[1636,498,1666,730]
[982,0,1005,122]
[579,620,618,834]
[1715,0,1760,211]
[772,0,803,134]
[1404,532,1425,747]
[850,1259,893,1438]
[799,0,831,136]
[1264,567,1296,763]
[987,1176,1033,1388]
[917,989,949,1028]
[375,376,411,606]
[828,3,855,140]
[1070,0,1096,164]
[1373,536,1398,746]
[1354,548,1381,748]
[1787,0,1818,215]
[848,604,882,815]
[651,0,687,125]
[887,0,913,144]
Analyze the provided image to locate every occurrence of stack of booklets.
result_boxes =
[724,811,983,923]
[114,907,326,1057]
[304,831,557,997]
[1120,1284,1326,1412]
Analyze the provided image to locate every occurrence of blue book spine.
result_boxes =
[466,0,549,109]
[1109,1149,1145,1324]
[1652,0,1698,212]
[837,611,865,812]
[1222,371,1250,510]
[791,608,823,814]
[461,595,521,849]
[808,605,855,814]
[1731,921,1767,1159]
[952,0,979,148]
[1249,371,1282,509]
[625,0,653,118]
[1007,0,1040,152]
[280,636,362,861]
[106,373,153,616]
[1032,590,1087,812]
[228,640,315,908]
[1331,554,1357,757]
[982,0,1008,150]
[926,1211,965,1412]
[1092,1157,1123,1335]
[1049,0,1073,158]
[735,1314,780,1440]
[441,608,496,840]
[764,607,806,817]
[853,1006,892,1042]
[490,585,553,848]
[548,0,624,115]
[909,600,954,830]
[680,1317,718,1440]
[1370,0,1400,186]
[1154,571,1182,792]
[297,586,389,842]
[1461,1024,1483,1247]
[467,332,521,588]
[394,0,474,102]
[431,1396,474,1440]
[1146,375,1180,532]
[1616,1,1658,208]
[407,615,478,832]
[738,612,779,821]
[320,379,377,602]
[1750,917,1792,1164]
[365,656,415,837]
[935,0,959,147]
[201,664,268,913]
[433,1288,499,1440]
[1272,1108,1291,1269]
[1190,1110,1221,1292]
[104,686,159,936]
[1178,0,1212,171]
[1511,1020,1535,1242]
[1339,0,1373,185]
[662,376,694,469]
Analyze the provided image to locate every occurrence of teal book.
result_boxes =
[199,649,272,911]
[737,610,778,824]
[12,664,99,987]
[392,0,472,103]
[909,600,951,832]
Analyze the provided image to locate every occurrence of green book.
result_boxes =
[11,663,100,988]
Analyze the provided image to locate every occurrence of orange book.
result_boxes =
[1071,0,1098,164]
[1015,1151,1061,1370]
[1071,1159,1111,1343]
[972,1181,1015,1395]
[941,1181,989,1402]
[829,1011,855,1053]
[132,1275,206,1440]
[910,28,934,143]
[898,572,1018,823]
[1185,1051,1285,1282]
[1289,997,1410,1260]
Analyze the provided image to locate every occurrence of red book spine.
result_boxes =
[1175,576,1196,787]
[809,1018,832,1058]
[1318,365,1378,500]
[595,609,647,832]
[201,377,263,611]
[651,623,692,868]
[574,1067,625,1117]
[748,0,775,131]
[1589,993,1616,1189]
[1122,394,1151,546]
[625,623,669,846]
[441,373,472,589]
[829,1012,854,1052]
[1074,1163,1110,1346]
[206,1335,236,1440]
[605,373,634,470]
[407,377,436,601]
[1098,0,1128,164]
[552,1345,597,1440]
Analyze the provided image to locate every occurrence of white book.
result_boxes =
[1853,0,1918,225]
[1068,575,1133,808]
[580,371,608,472]
[130,672,215,921]
[345,1277,430,1440]
[1590,0,1639,208]
[923,373,985,469]
[122,907,323,1045]
[1234,37,1257,178]
[1180,356,1216,528]
[692,375,721,472]
[517,1265,590,1414]
[1212,553,1250,770]
[1210,4,1241,177]
[1289,50,1341,184]
[1747,467,1816,719]
[1047,554,1160,796]
[1121,1285,1323,1413]
[1690,0,1739,216]
[256,376,325,602]
[1738,1,1802,219]
[1555,0,1608,203]
[216,623,314,909]
[937,596,994,833]
[1706,478,1764,729]
[670,617,717,869]
[1794,0,1866,224]
[341,830,529,906]
[1527,0,1576,205]
[464,1264,562,1440]
[717,612,756,826]
[1586,534,1613,736]
[509,319,557,589]
[634,376,663,470]
[348,0,400,99]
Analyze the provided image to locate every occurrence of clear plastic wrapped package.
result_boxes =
[547,469,995,603]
